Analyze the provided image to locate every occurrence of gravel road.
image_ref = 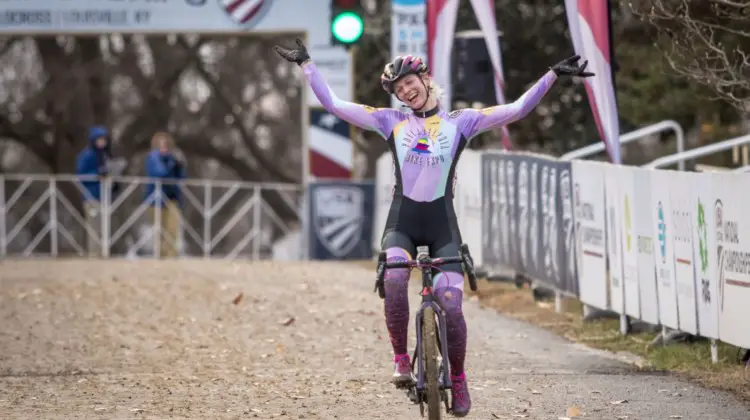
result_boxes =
[0,260,747,419]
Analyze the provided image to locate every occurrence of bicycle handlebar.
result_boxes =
[374,243,479,299]
[382,255,463,269]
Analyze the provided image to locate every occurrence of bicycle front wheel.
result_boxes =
[421,306,442,420]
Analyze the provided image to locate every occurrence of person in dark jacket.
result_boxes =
[75,126,115,257]
[145,131,185,258]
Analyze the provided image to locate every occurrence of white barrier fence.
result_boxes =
[0,174,302,259]
[374,150,750,354]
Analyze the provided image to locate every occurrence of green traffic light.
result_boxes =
[331,11,364,43]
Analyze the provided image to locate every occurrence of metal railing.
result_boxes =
[645,133,750,169]
[0,174,303,259]
[561,120,686,170]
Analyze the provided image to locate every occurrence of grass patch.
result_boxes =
[468,278,750,402]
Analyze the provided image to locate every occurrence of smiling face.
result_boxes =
[394,74,429,109]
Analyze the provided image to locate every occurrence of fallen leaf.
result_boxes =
[280,317,295,326]
[531,390,541,395]
[567,406,581,417]
[610,400,628,405]
[232,292,243,305]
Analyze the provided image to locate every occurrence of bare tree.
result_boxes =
[629,0,750,111]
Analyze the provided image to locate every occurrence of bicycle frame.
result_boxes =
[413,251,455,392]
[374,243,478,411]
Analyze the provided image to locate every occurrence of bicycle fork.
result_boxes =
[414,300,453,393]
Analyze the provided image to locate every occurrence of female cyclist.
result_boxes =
[274,38,594,417]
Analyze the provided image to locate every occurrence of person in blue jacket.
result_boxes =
[75,125,115,257]
[145,131,186,258]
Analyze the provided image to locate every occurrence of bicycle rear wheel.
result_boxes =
[421,306,442,420]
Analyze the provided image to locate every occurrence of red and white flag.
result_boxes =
[427,0,513,149]
[564,0,621,163]
[426,0,459,108]
[466,0,512,149]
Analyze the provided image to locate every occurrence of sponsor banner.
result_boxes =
[514,154,538,276]
[454,149,483,266]
[558,161,578,296]
[539,158,562,289]
[307,181,374,260]
[481,152,511,269]
[604,164,624,313]
[572,160,608,310]
[391,0,427,109]
[713,172,750,349]
[618,165,641,318]
[650,169,679,330]
[573,160,607,309]
[692,172,719,339]
[669,170,699,335]
[634,168,659,325]
[479,153,577,295]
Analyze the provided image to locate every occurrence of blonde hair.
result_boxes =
[151,131,175,150]
[428,82,445,104]
[420,74,445,104]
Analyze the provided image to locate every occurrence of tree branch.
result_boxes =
[181,38,297,183]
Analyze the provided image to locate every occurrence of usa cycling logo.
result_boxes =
[313,185,364,258]
[657,201,667,263]
[218,0,273,27]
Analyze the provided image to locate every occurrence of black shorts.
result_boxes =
[381,195,464,274]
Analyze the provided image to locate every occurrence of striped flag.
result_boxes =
[220,0,268,26]
[426,0,459,110]
[427,0,513,149]
[564,0,621,163]
[466,0,512,150]
[309,109,353,179]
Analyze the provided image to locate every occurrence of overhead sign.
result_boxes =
[0,0,331,41]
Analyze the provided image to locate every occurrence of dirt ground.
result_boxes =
[1,260,748,420]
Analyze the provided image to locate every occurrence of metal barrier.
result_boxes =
[645,133,750,169]
[0,174,303,259]
[561,120,686,170]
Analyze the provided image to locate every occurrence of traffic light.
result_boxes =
[330,0,365,47]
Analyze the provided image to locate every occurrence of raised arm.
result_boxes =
[302,61,395,137]
[275,38,398,139]
[461,70,557,139]
[460,55,595,141]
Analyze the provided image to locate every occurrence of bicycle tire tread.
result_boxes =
[422,306,442,420]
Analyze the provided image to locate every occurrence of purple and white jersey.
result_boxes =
[303,62,557,202]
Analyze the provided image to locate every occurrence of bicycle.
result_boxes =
[374,243,479,420]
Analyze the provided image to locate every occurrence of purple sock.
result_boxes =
[433,272,467,376]
[383,247,411,356]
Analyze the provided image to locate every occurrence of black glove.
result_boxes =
[551,55,595,78]
[273,38,311,66]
